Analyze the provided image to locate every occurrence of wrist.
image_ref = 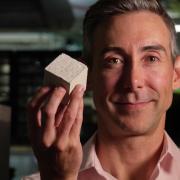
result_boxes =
[38,161,79,180]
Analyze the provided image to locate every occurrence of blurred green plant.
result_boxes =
[163,0,180,12]
[174,88,180,94]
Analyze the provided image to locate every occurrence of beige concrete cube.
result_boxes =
[44,53,88,94]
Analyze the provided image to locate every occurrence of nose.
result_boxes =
[121,62,144,91]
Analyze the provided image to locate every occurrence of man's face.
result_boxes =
[90,11,176,136]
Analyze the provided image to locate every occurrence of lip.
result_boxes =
[114,101,151,110]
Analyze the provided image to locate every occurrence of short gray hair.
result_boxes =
[83,0,178,68]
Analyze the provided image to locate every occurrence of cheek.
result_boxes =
[147,68,174,107]
[94,71,120,93]
[91,70,120,105]
[148,67,174,91]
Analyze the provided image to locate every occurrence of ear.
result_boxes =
[173,55,180,90]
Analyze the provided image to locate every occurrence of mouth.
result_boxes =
[114,101,151,110]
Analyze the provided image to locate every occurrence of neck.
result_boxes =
[96,120,165,180]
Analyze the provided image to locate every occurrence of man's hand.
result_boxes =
[27,85,85,180]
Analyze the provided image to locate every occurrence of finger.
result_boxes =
[70,98,84,138]
[60,85,85,136]
[27,86,51,128]
[27,86,51,112]
[55,104,68,127]
[27,87,52,150]
[43,86,66,130]
[42,86,66,147]
[55,85,85,149]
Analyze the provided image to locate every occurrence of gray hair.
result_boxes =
[83,0,178,68]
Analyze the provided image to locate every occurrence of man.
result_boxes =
[24,0,180,179]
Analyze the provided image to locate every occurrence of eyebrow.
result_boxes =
[100,44,167,56]
[101,47,126,55]
[140,44,167,54]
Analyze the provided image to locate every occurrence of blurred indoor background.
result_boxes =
[0,0,179,179]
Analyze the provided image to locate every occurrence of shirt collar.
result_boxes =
[80,133,96,172]
[80,132,117,179]
[80,131,180,179]
[158,131,180,171]
[149,131,180,179]
[164,131,180,159]
[80,132,108,173]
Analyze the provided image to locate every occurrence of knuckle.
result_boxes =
[64,111,74,120]
[54,87,66,97]
[43,106,54,119]
[69,140,77,148]
[68,140,80,152]
[73,92,82,100]
[27,100,36,111]
[55,141,67,152]
[42,136,52,148]
[53,89,61,98]
[77,116,83,123]
[38,86,49,94]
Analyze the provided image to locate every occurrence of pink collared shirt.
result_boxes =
[22,132,180,180]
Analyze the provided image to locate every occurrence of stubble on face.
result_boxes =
[90,11,175,137]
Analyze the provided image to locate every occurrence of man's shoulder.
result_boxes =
[166,132,180,157]
[165,132,180,173]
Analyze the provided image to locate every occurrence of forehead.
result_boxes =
[93,11,171,53]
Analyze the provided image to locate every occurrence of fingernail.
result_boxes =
[77,85,85,93]
[56,86,66,93]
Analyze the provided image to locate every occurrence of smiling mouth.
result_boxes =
[114,101,151,109]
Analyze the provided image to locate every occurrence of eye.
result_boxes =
[106,57,123,65]
[146,56,159,63]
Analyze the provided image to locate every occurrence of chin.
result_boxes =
[108,111,161,137]
[113,120,146,136]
